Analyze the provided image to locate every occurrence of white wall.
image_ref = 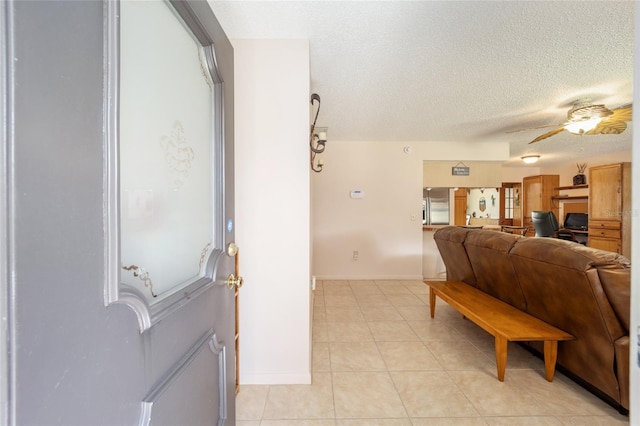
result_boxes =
[502,166,541,183]
[311,140,508,279]
[422,229,446,280]
[234,39,311,384]
[467,188,500,220]
[312,140,632,284]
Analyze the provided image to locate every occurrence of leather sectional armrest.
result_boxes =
[598,268,631,331]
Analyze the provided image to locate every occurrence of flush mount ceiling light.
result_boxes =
[521,155,540,164]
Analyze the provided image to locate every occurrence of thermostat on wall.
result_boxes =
[350,190,365,199]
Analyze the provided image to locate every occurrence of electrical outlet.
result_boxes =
[353,250,359,261]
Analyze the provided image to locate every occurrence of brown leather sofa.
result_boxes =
[433,226,631,412]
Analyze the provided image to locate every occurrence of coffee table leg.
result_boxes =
[543,340,558,382]
[429,288,436,319]
[495,335,508,382]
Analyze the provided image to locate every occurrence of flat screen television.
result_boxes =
[564,212,588,230]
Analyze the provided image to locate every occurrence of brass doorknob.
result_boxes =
[227,273,244,290]
[227,242,239,257]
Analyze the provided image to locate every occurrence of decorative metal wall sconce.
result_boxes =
[310,93,327,173]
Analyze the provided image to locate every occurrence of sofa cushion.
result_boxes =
[433,227,476,286]
[463,230,526,310]
[512,236,623,270]
[509,237,628,404]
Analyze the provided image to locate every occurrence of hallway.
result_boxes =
[237,280,628,425]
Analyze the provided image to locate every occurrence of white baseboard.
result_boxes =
[240,372,312,385]
[313,274,424,281]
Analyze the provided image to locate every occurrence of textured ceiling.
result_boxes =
[208,0,634,166]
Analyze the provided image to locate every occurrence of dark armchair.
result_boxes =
[531,211,559,237]
[531,211,579,242]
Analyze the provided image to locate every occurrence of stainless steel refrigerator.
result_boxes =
[423,187,450,225]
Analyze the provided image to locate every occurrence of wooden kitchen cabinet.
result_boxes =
[588,162,631,257]
[522,175,559,237]
[454,188,468,225]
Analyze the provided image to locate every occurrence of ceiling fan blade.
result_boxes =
[585,104,631,135]
[506,123,564,134]
[609,103,632,122]
[528,127,565,144]
[586,119,627,135]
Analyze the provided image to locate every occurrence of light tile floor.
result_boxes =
[236,280,629,425]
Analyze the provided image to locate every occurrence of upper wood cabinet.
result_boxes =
[588,162,631,257]
[522,175,559,236]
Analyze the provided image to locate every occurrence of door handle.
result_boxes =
[227,242,239,257]
[226,242,243,289]
[227,273,244,290]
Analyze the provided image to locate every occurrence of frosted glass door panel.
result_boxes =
[119,0,213,300]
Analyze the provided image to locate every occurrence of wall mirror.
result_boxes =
[104,0,225,331]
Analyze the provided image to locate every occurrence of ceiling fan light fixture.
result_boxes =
[521,155,540,164]
[565,117,602,135]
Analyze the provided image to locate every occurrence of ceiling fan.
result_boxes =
[509,102,632,144]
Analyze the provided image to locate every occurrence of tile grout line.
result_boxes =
[297,280,628,425]
[380,282,420,423]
